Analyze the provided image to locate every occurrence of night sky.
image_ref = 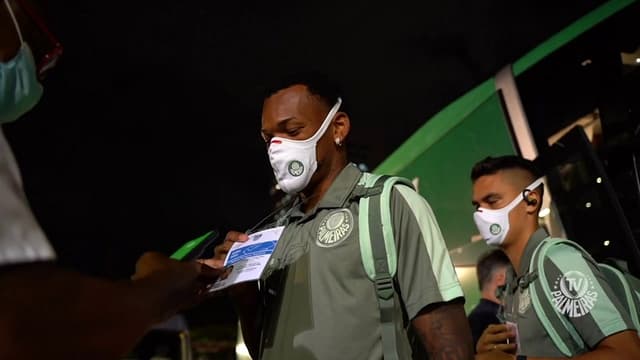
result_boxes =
[3,0,610,325]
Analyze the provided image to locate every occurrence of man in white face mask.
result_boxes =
[209,71,472,360]
[0,2,221,358]
[471,155,640,360]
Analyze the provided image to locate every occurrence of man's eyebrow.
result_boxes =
[481,193,500,203]
[471,193,500,207]
[261,117,297,134]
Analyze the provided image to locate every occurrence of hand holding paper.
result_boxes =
[208,226,285,292]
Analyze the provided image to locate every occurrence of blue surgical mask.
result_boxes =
[0,0,44,124]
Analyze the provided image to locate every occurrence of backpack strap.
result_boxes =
[528,238,586,356]
[356,173,415,360]
[598,263,640,331]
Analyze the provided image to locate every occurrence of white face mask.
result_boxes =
[473,177,544,246]
[267,98,342,194]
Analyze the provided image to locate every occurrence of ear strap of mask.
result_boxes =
[4,0,24,44]
[525,177,544,192]
[307,97,342,144]
[522,177,544,199]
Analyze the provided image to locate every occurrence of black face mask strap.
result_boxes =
[246,195,300,234]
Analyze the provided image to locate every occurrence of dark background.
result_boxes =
[3,0,612,324]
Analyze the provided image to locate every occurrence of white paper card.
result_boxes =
[209,226,284,292]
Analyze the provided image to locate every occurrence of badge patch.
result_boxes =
[490,223,502,235]
[288,160,304,177]
[551,270,598,318]
[316,209,353,247]
[518,288,531,314]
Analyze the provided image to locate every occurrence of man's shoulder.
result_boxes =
[387,180,432,215]
[357,172,421,205]
[467,305,483,319]
[540,238,591,264]
[360,172,414,187]
[468,300,499,317]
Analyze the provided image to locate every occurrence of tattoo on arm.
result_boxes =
[412,299,474,360]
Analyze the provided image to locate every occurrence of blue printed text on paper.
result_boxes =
[227,241,277,265]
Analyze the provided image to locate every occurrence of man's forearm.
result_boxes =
[0,263,174,359]
[413,298,475,360]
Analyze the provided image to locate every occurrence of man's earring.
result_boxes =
[335,138,342,146]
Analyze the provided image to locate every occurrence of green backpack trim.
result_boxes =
[355,173,415,360]
[598,264,640,330]
[357,173,415,281]
[597,263,640,330]
[529,238,585,356]
[528,237,640,357]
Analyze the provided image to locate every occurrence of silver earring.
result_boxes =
[335,138,342,146]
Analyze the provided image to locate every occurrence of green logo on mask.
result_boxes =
[288,160,304,177]
[490,223,502,235]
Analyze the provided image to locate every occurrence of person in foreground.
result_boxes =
[1,1,220,358]
[471,155,640,360]
[207,71,474,360]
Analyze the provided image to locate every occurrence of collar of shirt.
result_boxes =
[287,163,362,222]
[503,227,549,295]
[518,227,550,275]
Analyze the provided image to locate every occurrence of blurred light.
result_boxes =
[236,342,251,359]
[448,246,464,256]
[412,177,420,192]
[358,163,369,172]
[636,57,640,64]
[596,177,602,184]
[455,266,475,282]
[470,234,484,243]
[581,59,592,66]
[604,240,611,247]
[539,207,551,218]
[585,202,592,208]
[236,321,252,360]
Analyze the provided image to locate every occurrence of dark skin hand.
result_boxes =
[413,298,475,360]
[476,323,640,360]
[476,324,517,354]
[0,253,221,360]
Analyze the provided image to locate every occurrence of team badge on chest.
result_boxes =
[316,209,354,247]
[518,287,531,315]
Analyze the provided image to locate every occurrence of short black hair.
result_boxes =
[470,155,542,183]
[476,249,511,291]
[262,70,342,109]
